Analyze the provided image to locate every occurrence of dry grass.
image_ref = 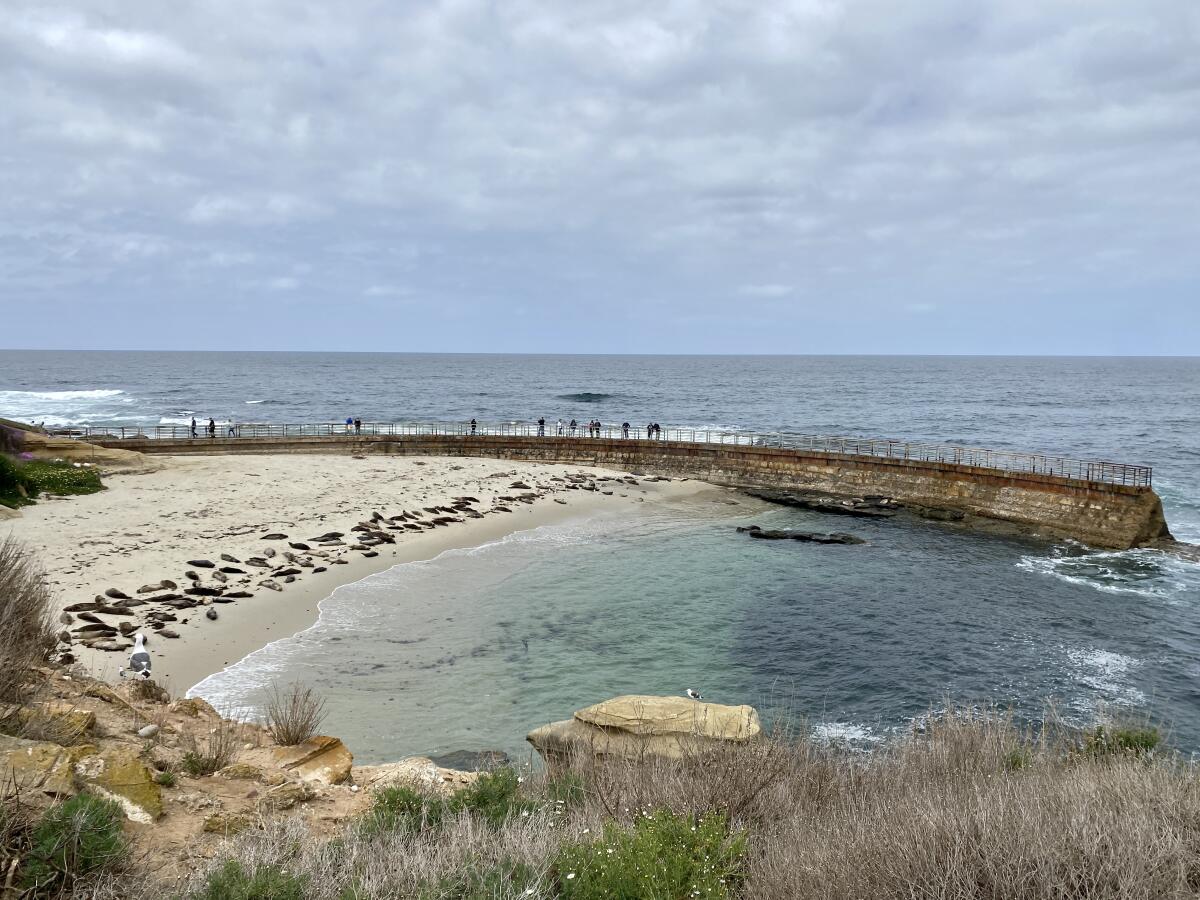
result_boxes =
[0,537,56,704]
[180,719,242,777]
[140,708,1200,899]
[262,682,327,746]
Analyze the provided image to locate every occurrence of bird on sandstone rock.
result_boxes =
[685,688,703,701]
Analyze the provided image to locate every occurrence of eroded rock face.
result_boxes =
[352,757,477,797]
[0,734,76,796]
[527,695,762,765]
[272,735,353,785]
[74,747,163,824]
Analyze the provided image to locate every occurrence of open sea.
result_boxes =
[2,351,1199,760]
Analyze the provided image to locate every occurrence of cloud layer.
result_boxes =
[2,0,1198,352]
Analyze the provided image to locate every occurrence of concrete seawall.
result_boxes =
[90,434,1170,550]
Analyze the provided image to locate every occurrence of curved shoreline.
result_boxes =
[3,452,711,693]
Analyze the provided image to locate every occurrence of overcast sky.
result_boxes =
[2,1,1198,354]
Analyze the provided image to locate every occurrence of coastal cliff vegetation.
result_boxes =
[0,424,104,508]
[2,540,1199,899]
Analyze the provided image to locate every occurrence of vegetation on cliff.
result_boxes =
[0,454,104,508]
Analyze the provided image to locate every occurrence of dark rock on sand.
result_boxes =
[746,490,896,518]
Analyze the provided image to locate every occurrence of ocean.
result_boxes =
[2,351,1198,758]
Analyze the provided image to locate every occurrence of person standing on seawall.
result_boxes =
[569,419,577,436]
[622,422,630,439]
[354,417,362,435]
[207,417,216,438]
[470,418,477,435]
[345,416,353,434]
[556,418,563,436]
[190,417,197,439]
[537,417,546,436]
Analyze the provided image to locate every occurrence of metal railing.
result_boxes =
[60,421,1153,487]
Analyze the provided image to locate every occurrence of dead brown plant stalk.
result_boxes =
[262,681,327,746]
[0,537,56,705]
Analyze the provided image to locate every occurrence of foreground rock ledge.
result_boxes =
[527,694,761,765]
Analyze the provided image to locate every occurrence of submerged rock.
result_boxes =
[736,525,865,544]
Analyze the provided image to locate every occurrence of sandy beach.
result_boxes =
[4,453,706,693]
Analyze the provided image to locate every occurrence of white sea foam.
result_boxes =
[1062,646,1145,709]
[1016,544,1200,602]
[0,388,133,426]
[811,721,882,747]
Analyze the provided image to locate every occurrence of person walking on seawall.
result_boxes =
[345,416,353,434]
[354,417,362,435]
[470,418,477,435]
[227,420,236,437]
[622,422,630,439]
[537,417,546,436]
[207,417,216,438]
[190,417,198,439]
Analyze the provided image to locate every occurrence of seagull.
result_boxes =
[118,633,152,680]
[685,688,703,701]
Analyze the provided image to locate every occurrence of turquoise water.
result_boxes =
[193,488,1200,762]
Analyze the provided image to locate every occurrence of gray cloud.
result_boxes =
[1,0,1198,352]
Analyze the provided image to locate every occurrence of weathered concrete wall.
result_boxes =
[92,434,1169,550]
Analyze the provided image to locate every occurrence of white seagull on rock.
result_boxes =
[685,688,703,701]
[118,633,152,680]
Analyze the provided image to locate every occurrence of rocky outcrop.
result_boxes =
[746,490,898,518]
[272,735,353,785]
[10,422,159,475]
[74,747,163,824]
[0,734,77,796]
[736,525,864,544]
[353,757,478,797]
[527,695,761,765]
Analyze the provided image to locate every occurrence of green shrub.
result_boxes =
[21,794,128,893]
[0,454,37,508]
[1003,748,1033,771]
[556,809,746,899]
[0,456,102,508]
[23,459,104,497]
[360,786,445,837]
[417,860,540,899]
[193,860,306,900]
[1083,724,1162,758]
[449,767,536,828]
[155,770,177,788]
[547,771,586,808]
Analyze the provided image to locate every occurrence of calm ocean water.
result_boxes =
[3,351,1199,757]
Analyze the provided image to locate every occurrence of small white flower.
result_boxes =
[566,873,575,880]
